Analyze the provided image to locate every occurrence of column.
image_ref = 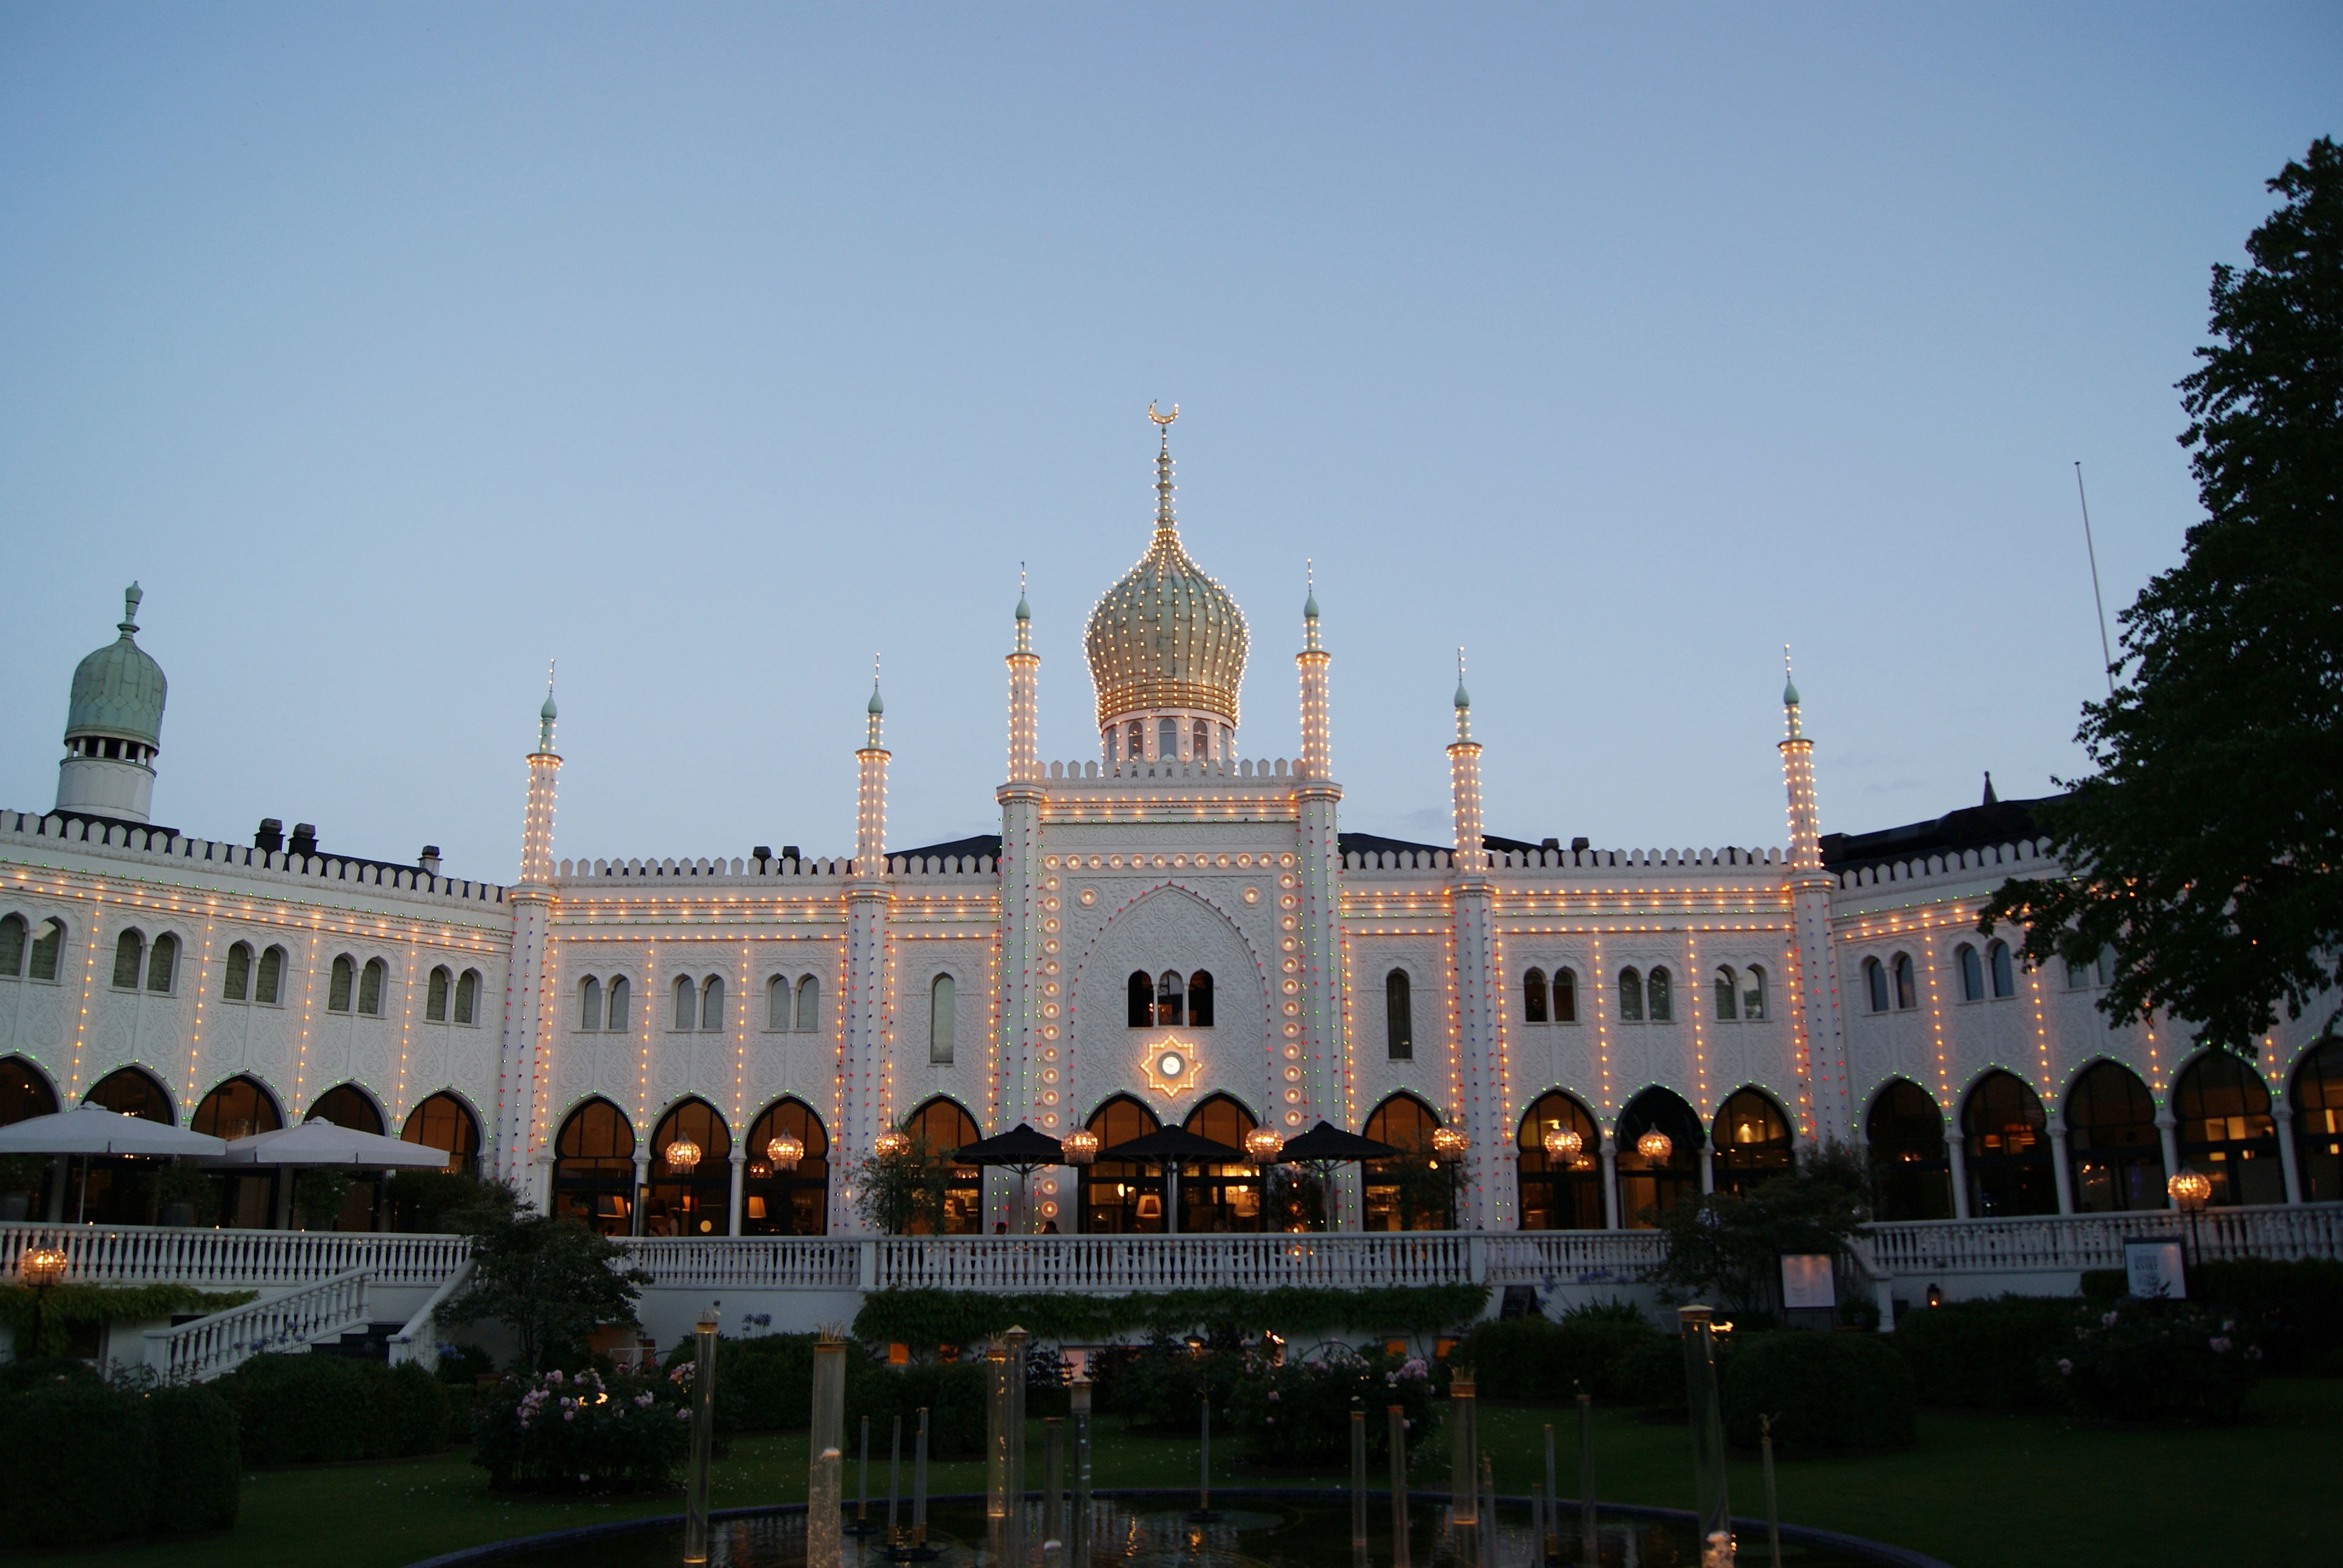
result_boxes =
[1295,586,1346,1163]
[1948,1138,1973,1220]
[1447,669,1505,1230]
[2156,1109,2182,1206]
[998,589,1050,1226]
[1599,1135,1620,1230]
[2050,1126,2076,1215]
[729,1152,747,1236]
[2275,1105,2304,1204]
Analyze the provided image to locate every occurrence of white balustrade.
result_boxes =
[142,1267,373,1383]
[0,1221,468,1287]
[1864,1201,2343,1276]
[387,1258,476,1372]
[618,1237,864,1290]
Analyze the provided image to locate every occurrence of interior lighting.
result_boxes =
[1063,1129,1099,1166]
[1542,1125,1583,1161]
[1430,1127,1469,1163]
[1245,1129,1285,1166]
[665,1137,702,1172]
[2168,1168,2212,1209]
[767,1134,805,1172]
[1636,1130,1674,1161]
[874,1129,910,1160]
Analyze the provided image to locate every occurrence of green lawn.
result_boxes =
[34,1380,2341,1568]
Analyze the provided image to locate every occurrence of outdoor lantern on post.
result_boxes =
[1542,1125,1584,1161]
[1430,1128,1469,1164]
[1636,1130,1674,1162]
[767,1134,805,1174]
[1062,1129,1099,1167]
[17,1246,65,1292]
[666,1137,703,1174]
[2169,1166,2213,1264]
[874,1130,911,1161]
[1245,1129,1285,1166]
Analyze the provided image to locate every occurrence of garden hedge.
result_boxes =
[1892,1295,2076,1409]
[851,1284,1489,1350]
[1719,1331,1915,1452]
[1452,1314,1667,1403]
[220,1353,448,1464]
[2084,1257,2343,1374]
[0,1370,238,1547]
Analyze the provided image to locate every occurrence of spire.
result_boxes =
[1453,647,1472,742]
[1302,559,1322,652]
[536,661,557,753]
[1149,400,1178,537]
[1782,645,1803,740]
[120,582,143,639]
[1014,563,1032,655]
[1982,769,1998,806]
[865,656,885,747]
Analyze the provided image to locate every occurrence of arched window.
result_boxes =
[1892,953,1916,1011]
[401,1092,480,1179]
[1553,966,1578,1023]
[113,929,145,990]
[87,1065,172,1123]
[308,1084,385,1134]
[145,933,178,993]
[1156,970,1184,1027]
[1524,969,1549,1024]
[426,965,451,1021]
[2095,947,2114,986]
[1617,967,1644,1022]
[700,975,725,1031]
[454,969,480,1025]
[324,953,353,1012]
[2174,1053,2283,1206]
[1516,1091,1602,1230]
[1742,965,1766,1021]
[1157,717,1177,760]
[930,973,955,1064]
[1126,720,1143,761]
[1187,971,1214,1028]
[1711,1088,1793,1197]
[647,1099,733,1237]
[902,1098,983,1234]
[1181,1094,1264,1232]
[1127,971,1156,1028]
[0,915,22,978]
[673,975,696,1030]
[1,1057,59,1131]
[1962,1071,2056,1216]
[255,945,284,1005]
[795,975,820,1032]
[1956,944,1984,1002]
[1648,966,1673,1022]
[767,975,789,1030]
[1385,970,1413,1060]
[1363,1094,1454,1231]
[358,958,387,1016]
[1863,956,1888,1013]
[193,1075,280,1140]
[1712,967,1738,1021]
[580,976,603,1031]
[221,942,253,1001]
[1617,1087,1703,1227]
[552,1099,637,1235]
[744,1099,830,1235]
[607,975,631,1032]
[28,918,64,982]
[1104,727,1118,764]
[1989,940,2016,999]
[1867,1080,1951,1221]
[1192,719,1211,760]
[2291,1041,2343,1203]
[2066,1061,2165,1212]
[1079,1095,1164,1234]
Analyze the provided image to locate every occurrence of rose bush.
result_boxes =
[2043,1297,2260,1423]
[473,1365,691,1491]
[1222,1345,1436,1465]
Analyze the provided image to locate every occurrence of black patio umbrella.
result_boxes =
[1277,1120,1401,1233]
[952,1122,1066,1233]
[1095,1127,1249,1235]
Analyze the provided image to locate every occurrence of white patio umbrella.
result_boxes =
[0,1103,225,1157]
[205,1119,453,1169]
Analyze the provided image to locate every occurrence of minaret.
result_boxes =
[496,678,562,1192]
[997,583,1049,1218]
[1290,572,1347,1210]
[841,667,894,1229]
[1446,653,1506,1228]
[1780,657,1852,1145]
[56,584,168,824]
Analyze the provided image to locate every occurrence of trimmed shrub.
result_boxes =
[1454,1314,1667,1403]
[847,1359,991,1459]
[2045,1297,2259,1422]
[1720,1331,1915,1452]
[220,1353,448,1465]
[473,1365,690,1491]
[1223,1345,1435,1465]
[145,1385,240,1534]
[1094,1338,1250,1431]
[1892,1295,2076,1409]
[0,1380,158,1547]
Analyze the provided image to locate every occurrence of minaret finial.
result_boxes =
[1453,647,1472,740]
[1149,401,1178,535]
[120,582,143,637]
[1782,644,1803,739]
[1015,562,1031,632]
[537,660,558,751]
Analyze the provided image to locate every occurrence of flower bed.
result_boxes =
[472,1365,692,1492]
[2045,1298,2261,1422]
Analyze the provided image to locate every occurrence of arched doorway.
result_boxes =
[71,1067,175,1225]
[1079,1096,1163,1234]
[646,1099,733,1237]
[2065,1062,2165,1212]
[0,1059,57,1221]
[1516,1091,1602,1230]
[1711,1088,1794,1197]
[194,1075,284,1229]
[401,1092,481,1177]
[2175,1053,2283,1206]
[900,1098,983,1234]
[306,1084,388,1230]
[744,1099,830,1235]
[1962,1071,2056,1216]
[1866,1080,1951,1221]
[1179,1094,1263,1233]
[552,1098,637,1235]
[1363,1094,1458,1231]
[2292,1040,2343,1203]
[1616,1087,1703,1227]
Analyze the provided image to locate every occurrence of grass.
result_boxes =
[25,1379,2341,1568]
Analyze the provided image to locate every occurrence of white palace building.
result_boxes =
[5,421,2341,1259]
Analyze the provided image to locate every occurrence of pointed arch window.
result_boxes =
[1713,966,1737,1021]
[28,919,64,982]
[1711,1087,1792,1196]
[1988,940,2016,998]
[1078,1095,1164,1233]
[1385,970,1413,1060]
[1516,1091,1602,1230]
[1963,1071,2056,1216]
[1127,971,1156,1028]
[222,942,253,1002]
[1187,970,1214,1028]
[1892,953,1917,1011]
[2066,1060,2166,1212]
[1867,1080,1952,1220]
[358,958,387,1016]
[795,975,820,1032]
[767,975,790,1030]
[2175,1053,2283,1206]
[1617,1086,1702,1226]
[454,969,480,1025]
[1553,966,1578,1023]
[930,973,955,1065]
[1157,717,1177,760]
[649,1099,733,1236]
[1743,965,1766,1021]
[1617,967,1644,1022]
[113,929,145,990]
[87,1065,172,1124]
[2290,1040,2343,1203]
[1362,1093,1454,1230]
[1192,719,1211,760]
[1523,968,1548,1024]
[427,965,452,1022]
[256,946,284,1005]
[139,932,175,994]
[0,1057,58,1127]
[674,976,696,1030]
[607,976,631,1032]
[700,975,725,1031]
[401,1092,482,1182]
[1647,966,1673,1022]
[0,915,22,978]
[745,1099,829,1235]
[552,1098,637,1235]
[1156,970,1184,1027]
[1957,944,1984,1002]
[328,954,356,1013]
[580,976,603,1031]
[1864,956,1888,1013]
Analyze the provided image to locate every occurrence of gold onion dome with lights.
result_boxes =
[1084,406,1249,728]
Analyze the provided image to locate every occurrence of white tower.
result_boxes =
[1291,577,1348,1200]
[997,586,1050,1206]
[840,673,894,1229]
[56,584,167,824]
[497,685,562,1189]
[1447,659,1506,1227]
[1780,664,1852,1145]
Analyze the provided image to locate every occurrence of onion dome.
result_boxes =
[1084,415,1248,727]
[66,584,166,750]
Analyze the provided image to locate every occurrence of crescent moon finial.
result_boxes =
[1149,400,1179,429]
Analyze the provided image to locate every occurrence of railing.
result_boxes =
[387,1258,476,1373]
[142,1267,372,1383]
[876,1232,1496,1292]
[620,1237,864,1291]
[1482,1230,1668,1284]
[1864,1201,2343,1276]
[0,1222,469,1287]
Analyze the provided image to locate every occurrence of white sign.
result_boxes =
[2124,1236,2187,1299]
[1780,1252,1836,1311]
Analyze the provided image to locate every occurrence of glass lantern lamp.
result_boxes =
[1430,1127,1469,1163]
[766,1134,805,1174]
[1245,1129,1285,1166]
[1063,1129,1100,1167]
[1636,1130,1674,1162]
[874,1130,911,1160]
[1541,1125,1584,1161]
[665,1137,703,1173]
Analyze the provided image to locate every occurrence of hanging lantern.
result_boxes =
[1430,1127,1469,1163]
[2168,1168,2212,1209]
[767,1134,805,1173]
[1636,1130,1674,1162]
[874,1130,911,1160]
[1245,1129,1285,1166]
[1542,1125,1584,1161]
[664,1137,703,1172]
[1063,1129,1100,1166]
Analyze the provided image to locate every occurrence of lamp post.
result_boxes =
[18,1246,65,1356]
[2168,1168,2212,1268]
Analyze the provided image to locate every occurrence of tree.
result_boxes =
[1647,1142,1868,1318]
[853,1128,953,1236]
[1982,137,2343,1057]
[444,1183,652,1370]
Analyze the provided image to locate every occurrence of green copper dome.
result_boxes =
[66,584,166,748]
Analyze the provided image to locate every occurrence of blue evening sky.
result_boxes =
[2,5,2335,879]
